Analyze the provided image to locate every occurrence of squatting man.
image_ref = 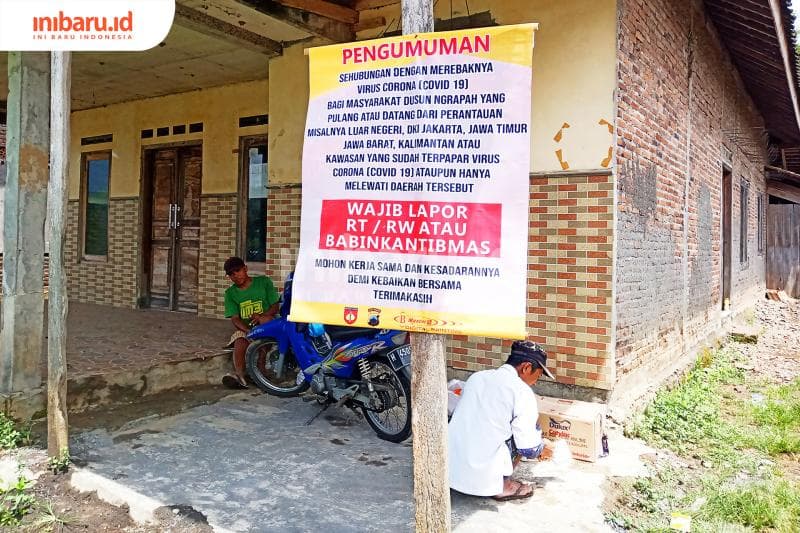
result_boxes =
[448,340,554,501]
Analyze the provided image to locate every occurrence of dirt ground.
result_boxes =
[0,446,213,532]
[744,296,800,383]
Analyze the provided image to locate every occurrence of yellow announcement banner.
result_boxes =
[289,24,537,339]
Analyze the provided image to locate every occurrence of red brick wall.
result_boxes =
[615,0,767,382]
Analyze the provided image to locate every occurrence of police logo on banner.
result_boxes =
[343,306,358,325]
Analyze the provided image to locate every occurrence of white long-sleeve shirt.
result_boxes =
[448,364,542,496]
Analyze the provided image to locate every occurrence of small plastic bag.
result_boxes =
[447,379,466,416]
[549,439,573,467]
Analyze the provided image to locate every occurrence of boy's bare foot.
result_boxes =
[222,373,248,389]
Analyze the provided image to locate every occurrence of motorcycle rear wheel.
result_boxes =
[245,339,309,397]
[362,360,412,443]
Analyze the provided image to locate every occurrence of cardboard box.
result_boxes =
[536,395,606,462]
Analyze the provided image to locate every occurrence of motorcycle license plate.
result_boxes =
[387,345,411,371]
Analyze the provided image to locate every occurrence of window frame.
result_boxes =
[79,150,112,261]
[237,135,269,269]
[739,179,749,264]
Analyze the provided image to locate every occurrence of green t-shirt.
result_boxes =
[224,275,280,323]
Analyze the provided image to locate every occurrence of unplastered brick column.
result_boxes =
[198,194,237,318]
[65,198,139,307]
[447,173,615,390]
[265,185,302,286]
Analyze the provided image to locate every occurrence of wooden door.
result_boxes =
[147,146,202,312]
[767,203,800,298]
[722,170,732,309]
[175,147,202,312]
[149,150,177,309]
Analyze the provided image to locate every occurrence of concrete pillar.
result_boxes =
[0,52,50,393]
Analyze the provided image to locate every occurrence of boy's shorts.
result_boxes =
[227,330,248,347]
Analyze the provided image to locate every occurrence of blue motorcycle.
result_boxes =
[245,273,413,442]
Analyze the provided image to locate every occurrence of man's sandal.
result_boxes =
[492,482,534,502]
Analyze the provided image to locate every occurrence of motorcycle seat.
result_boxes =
[327,326,377,342]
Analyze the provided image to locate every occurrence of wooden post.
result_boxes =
[401,3,451,531]
[410,333,451,532]
[47,52,71,457]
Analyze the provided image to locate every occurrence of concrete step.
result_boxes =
[3,352,230,421]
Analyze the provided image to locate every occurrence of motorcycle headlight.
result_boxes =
[392,332,408,345]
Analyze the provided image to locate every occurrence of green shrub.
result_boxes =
[47,449,71,475]
[0,413,31,450]
[0,477,35,526]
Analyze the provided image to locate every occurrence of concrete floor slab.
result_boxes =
[3,302,235,420]
[47,302,232,378]
[69,388,653,533]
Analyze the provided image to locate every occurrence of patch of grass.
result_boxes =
[630,346,743,460]
[0,476,36,526]
[743,378,800,456]
[0,413,32,450]
[25,499,77,532]
[743,308,756,326]
[606,466,693,532]
[696,347,715,369]
[747,431,800,456]
[700,478,800,531]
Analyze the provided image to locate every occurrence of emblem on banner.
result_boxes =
[343,306,358,324]
[368,307,382,326]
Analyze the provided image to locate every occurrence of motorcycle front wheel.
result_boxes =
[245,339,309,397]
[362,360,412,443]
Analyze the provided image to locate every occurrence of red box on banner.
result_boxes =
[319,199,502,257]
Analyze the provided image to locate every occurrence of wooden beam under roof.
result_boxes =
[354,15,386,32]
[767,177,800,203]
[233,0,354,42]
[275,0,358,24]
[174,3,283,56]
[354,0,398,11]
